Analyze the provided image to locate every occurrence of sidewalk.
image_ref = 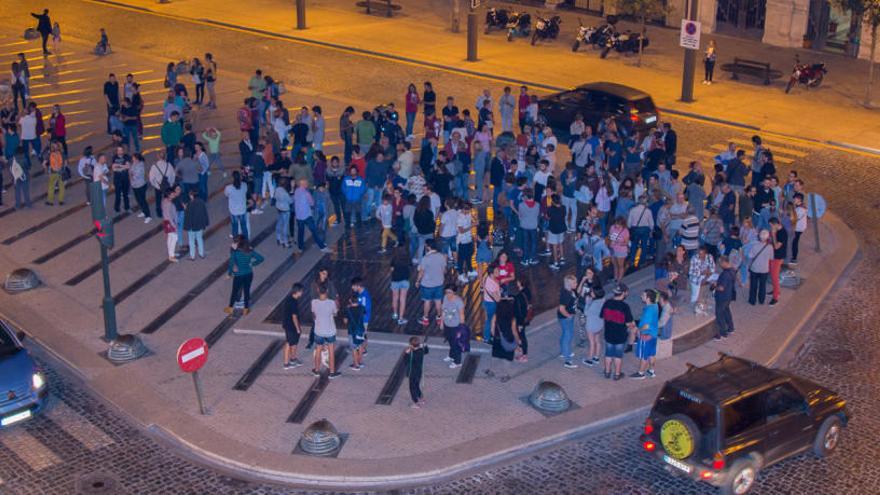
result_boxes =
[100,0,880,152]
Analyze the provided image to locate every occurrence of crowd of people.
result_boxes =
[0,41,812,404]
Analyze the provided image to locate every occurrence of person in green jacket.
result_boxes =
[161,111,183,163]
[225,235,264,314]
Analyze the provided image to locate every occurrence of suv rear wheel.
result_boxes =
[813,415,842,457]
[721,459,759,495]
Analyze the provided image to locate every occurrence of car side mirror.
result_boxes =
[16,331,26,342]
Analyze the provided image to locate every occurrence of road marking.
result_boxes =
[0,428,62,471]
[0,40,27,47]
[706,144,797,163]
[45,402,114,451]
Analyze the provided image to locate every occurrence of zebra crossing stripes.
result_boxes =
[45,402,114,452]
[725,137,810,156]
[0,428,62,471]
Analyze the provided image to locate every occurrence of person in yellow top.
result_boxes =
[46,141,66,205]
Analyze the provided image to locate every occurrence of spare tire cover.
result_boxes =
[660,413,701,460]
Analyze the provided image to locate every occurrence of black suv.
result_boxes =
[537,82,658,141]
[640,354,848,495]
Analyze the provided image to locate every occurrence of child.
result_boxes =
[376,193,397,253]
[346,294,366,371]
[351,277,372,354]
[282,283,304,369]
[404,336,429,408]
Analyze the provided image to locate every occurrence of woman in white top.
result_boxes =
[224,171,250,239]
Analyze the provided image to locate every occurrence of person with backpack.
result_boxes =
[148,150,174,218]
[712,255,737,340]
[441,285,466,369]
[512,279,532,363]
[747,229,773,305]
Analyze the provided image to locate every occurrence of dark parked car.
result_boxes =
[537,82,658,141]
[0,319,48,428]
[640,354,848,495]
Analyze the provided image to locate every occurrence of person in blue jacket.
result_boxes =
[351,277,372,355]
[342,165,366,228]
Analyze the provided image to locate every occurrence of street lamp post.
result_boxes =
[680,0,700,102]
[467,3,478,61]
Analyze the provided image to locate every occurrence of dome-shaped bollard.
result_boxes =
[107,334,148,363]
[528,380,571,413]
[298,419,342,456]
[5,268,40,294]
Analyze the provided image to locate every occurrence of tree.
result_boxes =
[833,0,880,106]
[616,0,672,67]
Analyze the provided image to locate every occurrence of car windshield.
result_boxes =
[632,97,655,113]
[653,385,716,433]
[0,322,22,357]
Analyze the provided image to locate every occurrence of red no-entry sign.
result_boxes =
[177,338,208,373]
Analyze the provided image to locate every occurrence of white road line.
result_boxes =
[46,402,115,452]
[0,428,62,471]
[696,148,795,164]
[726,138,809,156]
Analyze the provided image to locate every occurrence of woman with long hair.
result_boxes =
[608,217,630,283]
[225,235,265,315]
[405,83,420,137]
[390,246,411,325]
[224,170,249,239]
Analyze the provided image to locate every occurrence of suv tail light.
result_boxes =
[643,440,656,452]
[643,417,654,435]
[629,104,640,123]
[711,452,725,470]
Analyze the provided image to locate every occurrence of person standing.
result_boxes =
[557,275,579,369]
[768,217,787,305]
[404,84,420,137]
[17,105,39,169]
[184,189,209,259]
[175,148,199,199]
[703,40,717,85]
[31,9,52,54]
[311,106,325,151]
[390,247,411,325]
[274,177,292,248]
[417,239,447,326]
[712,256,736,340]
[293,179,331,253]
[631,290,660,380]
[148,150,174,218]
[498,86,516,134]
[129,153,151,223]
[281,283,305,369]
[310,286,340,378]
[601,284,635,381]
[77,146,96,204]
[204,53,218,109]
[441,285,466,369]
[103,74,120,135]
[791,193,807,265]
[226,236,264,315]
[748,229,773,305]
[44,141,65,206]
[224,171,249,239]
[404,336,429,408]
[161,188,179,263]
[486,297,519,382]
[48,104,67,158]
[110,146,131,213]
[339,106,355,165]
[688,246,716,313]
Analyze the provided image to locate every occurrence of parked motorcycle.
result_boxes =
[600,30,649,58]
[485,8,510,34]
[572,20,614,52]
[785,55,827,93]
[572,19,594,52]
[506,12,531,41]
[531,14,562,45]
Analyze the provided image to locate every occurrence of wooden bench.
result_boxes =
[355,0,402,17]
[720,57,783,85]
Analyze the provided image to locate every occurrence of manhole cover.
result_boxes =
[815,348,854,363]
[76,472,122,494]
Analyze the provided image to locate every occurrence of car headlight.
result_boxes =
[32,372,46,391]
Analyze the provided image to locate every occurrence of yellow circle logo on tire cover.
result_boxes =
[661,419,694,460]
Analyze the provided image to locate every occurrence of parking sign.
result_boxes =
[680,20,701,50]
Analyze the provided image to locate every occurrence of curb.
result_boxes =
[85,0,880,157]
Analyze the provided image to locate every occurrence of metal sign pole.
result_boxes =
[680,0,699,103]
[467,6,478,61]
[192,370,208,415]
[809,193,821,253]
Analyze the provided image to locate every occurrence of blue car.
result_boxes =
[0,320,48,428]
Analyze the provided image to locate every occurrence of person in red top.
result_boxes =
[350,145,367,178]
[517,85,530,131]
[404,83,420,138]
[49,104,67,158]
[495,251,516,287]
[423,110,440,142]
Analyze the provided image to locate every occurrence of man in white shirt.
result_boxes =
[18,107,39,168]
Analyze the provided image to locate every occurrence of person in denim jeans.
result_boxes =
[183,189,209,259]
[224,171,249,239]
[516,189,540,265]
[481,265,502,342]
[274,177,292,248]
[558,275,579,369]
[293,179,331,253]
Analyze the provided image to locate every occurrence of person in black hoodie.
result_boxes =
[31,9,52,54]
[184,189,210,259]
[405,336,429,408]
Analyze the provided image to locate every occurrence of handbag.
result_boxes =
[162,220,176,234]
[60,165,72,182]
[11,158,24,181]
[499,331,517,352]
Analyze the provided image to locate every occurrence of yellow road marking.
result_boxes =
[725,138,809,156]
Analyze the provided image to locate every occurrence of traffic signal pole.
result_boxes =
[90,183,118,342]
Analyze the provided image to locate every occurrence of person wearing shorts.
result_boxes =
[601,283,634,381]
[417,240,447,326]
[389,247,411,325]
[632,289,660,380]
[546,194,567,270]
[281,283,305,369]
[311,286,340,378]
